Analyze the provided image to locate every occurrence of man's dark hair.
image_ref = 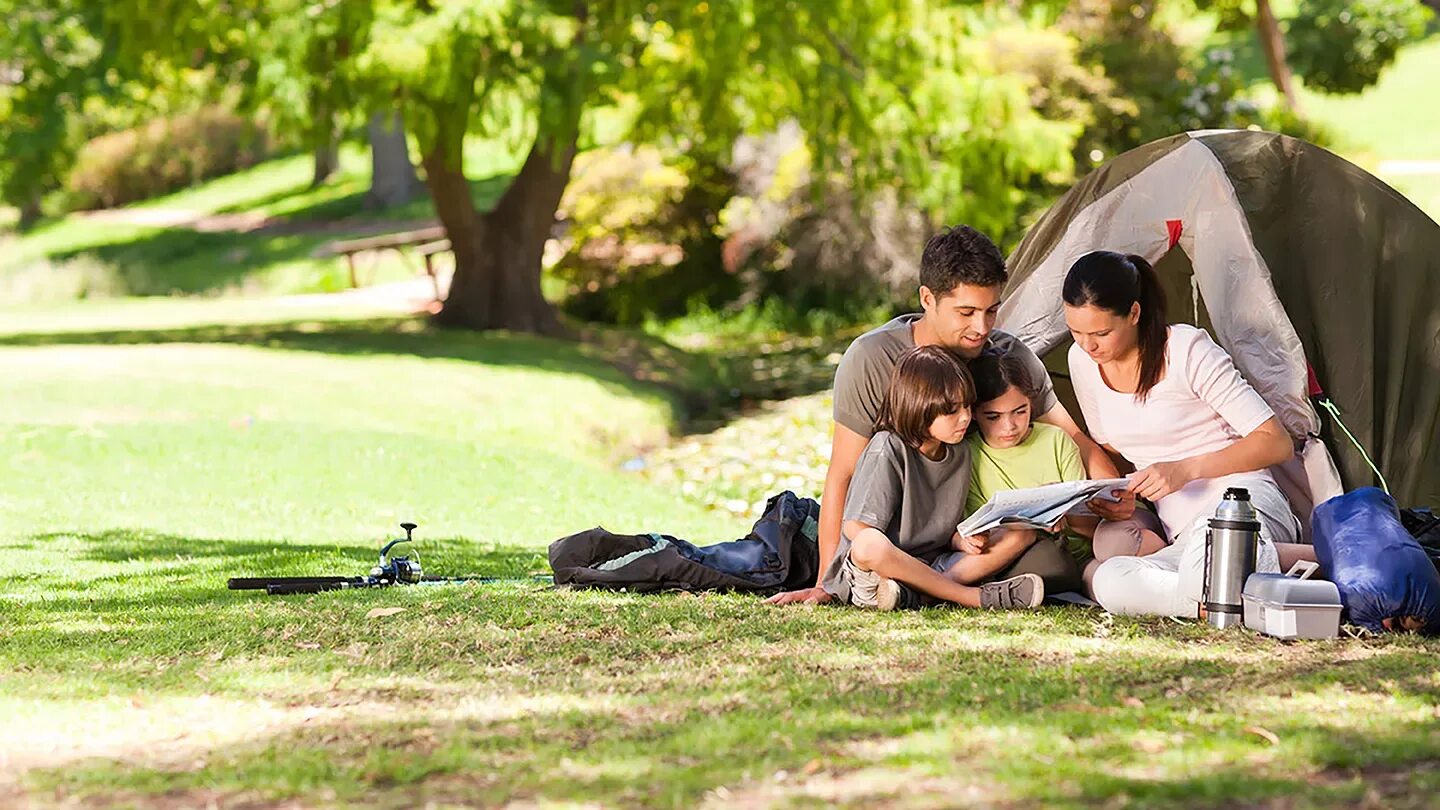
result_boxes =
[919,225,1008,297]
[875,345,976,450]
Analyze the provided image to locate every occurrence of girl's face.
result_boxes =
[927,404,972,446]
[975,385,1032,449]
[1064,301,1140,364]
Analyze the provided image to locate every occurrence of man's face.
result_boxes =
[921,283,1001,359]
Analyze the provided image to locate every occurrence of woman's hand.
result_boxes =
[1128,460,1195,502]
[953,531,989,555]
[1089,488,1136,521]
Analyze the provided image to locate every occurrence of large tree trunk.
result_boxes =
[366,111,421,209]
[17,191,42,231]
[312,139,340,187]
[1255,0,1303,114]
[311,100,341,188]
[423,123,574,335]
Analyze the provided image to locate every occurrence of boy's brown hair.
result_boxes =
[875,345,976,449]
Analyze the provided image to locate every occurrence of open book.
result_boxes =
[957,478,1131,537]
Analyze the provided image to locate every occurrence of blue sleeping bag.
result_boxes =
[1312,487,1440,635]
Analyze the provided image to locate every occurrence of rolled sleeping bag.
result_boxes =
[1312,487,1440,635]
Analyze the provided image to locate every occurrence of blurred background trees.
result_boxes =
[1,0,1434,333]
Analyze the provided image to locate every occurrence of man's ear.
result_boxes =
[919,285,936,313]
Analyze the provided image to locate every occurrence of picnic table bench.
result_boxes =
[320,225,451,299]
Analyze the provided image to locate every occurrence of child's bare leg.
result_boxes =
[850,532,984,608]
[1276,542,1318,571]
[945,529,1039,585]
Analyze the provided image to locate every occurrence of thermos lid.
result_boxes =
[1223,487,1251,502]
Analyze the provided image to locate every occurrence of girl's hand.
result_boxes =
[1128,461,1195,502]
[1089,488,1136,521]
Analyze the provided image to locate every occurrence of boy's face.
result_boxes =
[927,405,973,446]
[975,385,1032,449]
[920,283,1001,359]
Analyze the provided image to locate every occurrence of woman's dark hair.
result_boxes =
[1062,250,1169,400]
[969,350,1041,407]
[876,345,976,450]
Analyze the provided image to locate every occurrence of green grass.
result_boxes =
[3,300,1440,808]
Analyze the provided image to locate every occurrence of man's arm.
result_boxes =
[1035,400,1120,479]
[766,422,869,605]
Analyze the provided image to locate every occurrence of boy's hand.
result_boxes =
[1089,488,1136,521]
[954,531,989,555]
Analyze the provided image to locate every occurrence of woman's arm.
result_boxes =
[1128,416,1293,502]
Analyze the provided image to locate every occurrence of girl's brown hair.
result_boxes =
[875,345,976,449]
[969,350,1041,407]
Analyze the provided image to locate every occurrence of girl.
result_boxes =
[964,351,1171,595]
[819,344,1043,611]
[1063,250,1308,617]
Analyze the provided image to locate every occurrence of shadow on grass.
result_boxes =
[211,172,508,223]
[9,528,548,616]
[0,315,850,433]
[16,593,1440,808]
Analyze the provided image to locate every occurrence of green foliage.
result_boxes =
[1061,1,1266,163]
[62,108,273,210]
[1286,0,1433,94]
[552,145,689,294]
[0,1,119,221]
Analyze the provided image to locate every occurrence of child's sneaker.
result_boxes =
[875,577,921,611]
[979,573,1044,609]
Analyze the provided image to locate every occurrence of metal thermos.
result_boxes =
[1203,487,1261,629]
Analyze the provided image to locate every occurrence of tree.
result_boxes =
[0,1,122,228]
[341,1,928,333]
[1286,0,1432,95]
[366,110,422,209]
[1196,0,1432,109]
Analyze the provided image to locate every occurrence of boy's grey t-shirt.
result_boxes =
[820,431,973,599]
[832,314,1057,438]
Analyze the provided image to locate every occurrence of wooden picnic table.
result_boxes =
[322,225,451,298]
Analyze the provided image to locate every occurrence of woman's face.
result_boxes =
[975,385,1032,449]
[1064,302,1141,364]
[927,405,973,446]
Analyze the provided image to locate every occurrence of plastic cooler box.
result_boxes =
[1241,562,1342,640]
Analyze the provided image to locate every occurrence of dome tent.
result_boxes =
[998,129,1440,525]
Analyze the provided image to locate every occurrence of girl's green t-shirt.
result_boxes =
[965,422,1092,561]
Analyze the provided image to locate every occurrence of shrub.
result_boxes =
[1287,0,1433,95]
[63,108,272,210]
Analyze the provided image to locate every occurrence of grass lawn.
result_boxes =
[3,300,1440,808]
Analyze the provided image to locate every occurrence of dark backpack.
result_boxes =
[1400,507,1440,572]
[549,491,821,594]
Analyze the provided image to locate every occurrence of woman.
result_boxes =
[1063,250,1304,617]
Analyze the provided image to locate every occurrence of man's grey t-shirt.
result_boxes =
[831,314,1058,439]
[820,431,973,600]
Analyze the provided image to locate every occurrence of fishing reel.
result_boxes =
[372,522,424,584]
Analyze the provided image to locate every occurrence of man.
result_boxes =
[768,225,1125,606]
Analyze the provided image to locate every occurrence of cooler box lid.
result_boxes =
[1243,572,1341,608]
